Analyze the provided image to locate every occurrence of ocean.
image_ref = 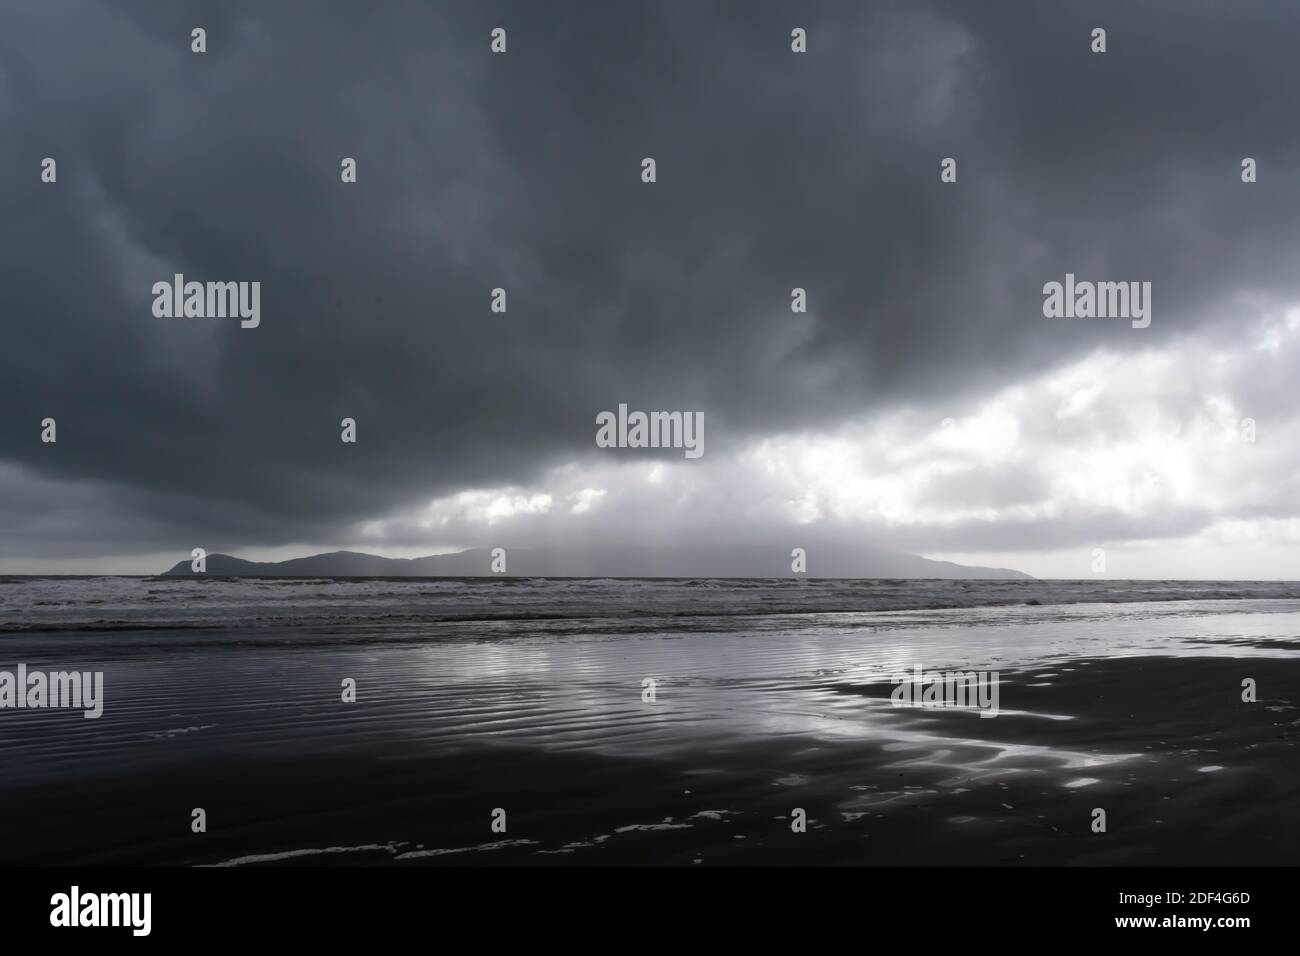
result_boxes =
[2,576,1298,865]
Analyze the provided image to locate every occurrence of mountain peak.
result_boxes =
[161,546,1030,579]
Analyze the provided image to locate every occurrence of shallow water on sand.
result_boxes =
[2,580,1298,865]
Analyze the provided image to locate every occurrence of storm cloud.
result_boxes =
[2,0,1299,574]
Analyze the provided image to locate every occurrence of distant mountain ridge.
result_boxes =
[161,546,1031,579]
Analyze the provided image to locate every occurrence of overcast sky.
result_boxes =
[2,0,1299,578]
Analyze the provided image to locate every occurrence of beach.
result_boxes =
[1,578,1297,866]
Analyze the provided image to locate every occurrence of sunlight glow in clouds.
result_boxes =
[345,311,1300,579]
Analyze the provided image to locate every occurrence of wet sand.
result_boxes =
[4,654,1297,866]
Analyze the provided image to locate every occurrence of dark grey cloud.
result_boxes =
[3,0,1300,561]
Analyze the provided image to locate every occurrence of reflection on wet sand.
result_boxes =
[1,593,1298,865]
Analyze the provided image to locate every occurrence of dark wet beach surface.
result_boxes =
[2,581,1298,865]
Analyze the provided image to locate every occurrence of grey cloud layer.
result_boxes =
[3,0,1299,558]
